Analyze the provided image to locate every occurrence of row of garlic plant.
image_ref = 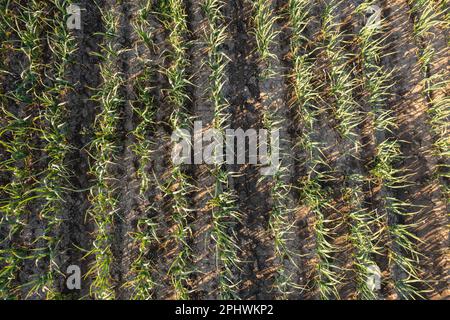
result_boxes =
[0,0,21,299]
[356,1,424,299]
[337,0,388,300]
[0,0,12,298]
[125,0,158,300]
[251,0,297,297]
[315,0,369,298]
[289,0,339,300]
[28,0,78,298]
[321,0,383,299]
[86,5,124,300]
[202,0,241,299]
[158,0,193,299]
[0,1,47,299]
[409,0,449,194]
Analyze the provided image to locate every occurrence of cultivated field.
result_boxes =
[0,0,448,300]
